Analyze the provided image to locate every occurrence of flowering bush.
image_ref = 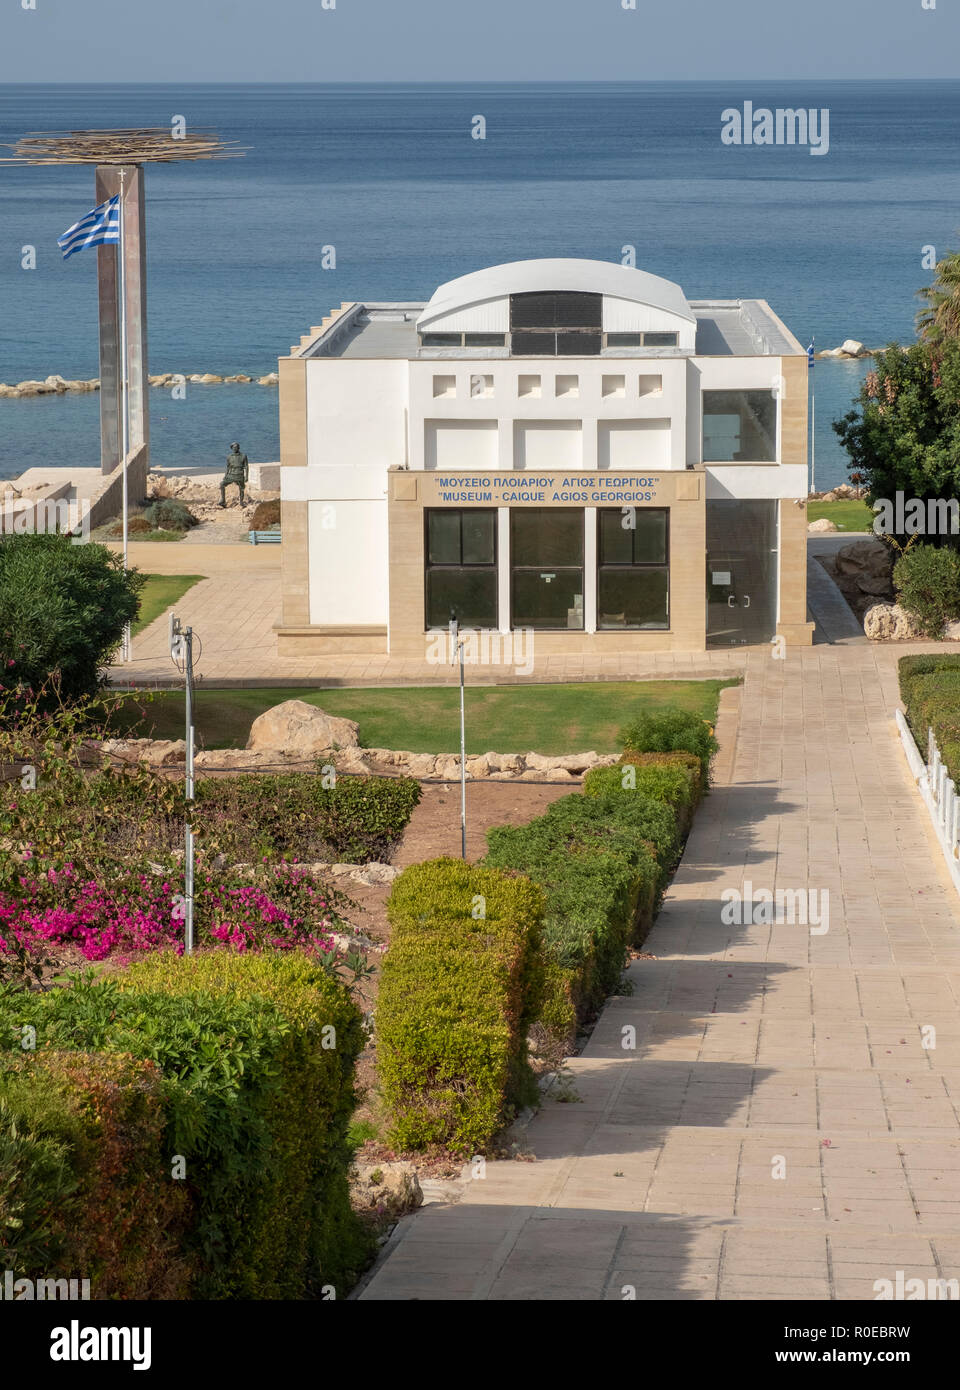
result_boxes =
[0,862,350,965]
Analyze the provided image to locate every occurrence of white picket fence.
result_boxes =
[897,709,960,896]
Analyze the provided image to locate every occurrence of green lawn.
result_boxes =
[132,574,205,635]
[807,499,874,532]
[107,679,734,755]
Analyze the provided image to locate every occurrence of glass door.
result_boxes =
[705,500,778,646]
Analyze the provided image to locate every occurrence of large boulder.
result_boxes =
[840,339,866,357]
[808,517,838,533]
[856,574,893,597]
[835,538,892,581]
[246,699,359,755]
[863,603,921,641]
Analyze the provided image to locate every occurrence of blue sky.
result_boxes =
[0,0,957,83]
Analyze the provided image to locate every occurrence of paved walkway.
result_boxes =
[111,543,847,686]
[359,643,960,1301]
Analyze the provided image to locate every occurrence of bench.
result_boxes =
[248,529,282,545]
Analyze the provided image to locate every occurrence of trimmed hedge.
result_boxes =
[192,773,421,864]
[0,1050,193,1299]
[899,653,960,782]
[0,952,369,1299]
[619,708,718,780]
[585,754,700,835]
[378,859,545,1155]
[485,787,676,1046]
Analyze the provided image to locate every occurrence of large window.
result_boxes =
[425,510,497,629]
[702,390,778,462]
[510,509,584,630]
[510,291,602,357]
[597,508,669,630]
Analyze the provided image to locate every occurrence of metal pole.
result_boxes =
[459,636,467,861]
[450,613,467,860]
[184,624,195,953]
[119,167,131,661]
[809,336,816,496]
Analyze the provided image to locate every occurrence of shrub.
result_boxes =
[0,1050,193,1298]
[142,500,199,532]
[899,653,960,781]
[618,708,718,780]
[249,500,281,531]
[0,952,369,1298]
[585,759,694,820]
[109,514,152,537]
[485,792,666,1043]
[378,859,546,1154]
[0,534,144,699]
[893,543,960,638]
[1,861,349,963]
[192,772,421,864]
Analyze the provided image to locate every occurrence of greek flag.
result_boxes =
[807,339,815,370]
[57,195,120,260]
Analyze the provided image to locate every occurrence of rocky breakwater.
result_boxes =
[0,371,279,398]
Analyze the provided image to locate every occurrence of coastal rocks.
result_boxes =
[0,373,277,398]
[817,341,871,360]
[863,603,921,641]
[0,376,100,397]
[246,700,361,756]
[808,517,838,533]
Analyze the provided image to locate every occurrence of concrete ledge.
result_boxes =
[276,625,388,656]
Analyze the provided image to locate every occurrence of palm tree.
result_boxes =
[917,247,960,343]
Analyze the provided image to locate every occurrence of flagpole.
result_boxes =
[808,336,816,496]
[118,168,131,662]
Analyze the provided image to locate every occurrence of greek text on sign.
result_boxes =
[433,475,661,504]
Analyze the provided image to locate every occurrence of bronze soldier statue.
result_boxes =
[219,442,249,507]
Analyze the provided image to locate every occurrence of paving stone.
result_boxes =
[360,643,960,1301]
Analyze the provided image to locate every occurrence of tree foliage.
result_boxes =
[833,339,960,540]
[0,534,144,699]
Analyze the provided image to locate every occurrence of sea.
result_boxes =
[2,80,960,488]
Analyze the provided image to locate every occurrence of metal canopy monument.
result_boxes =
[0,128,245,481]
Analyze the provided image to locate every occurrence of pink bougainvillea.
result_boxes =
[0,863,341,963]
